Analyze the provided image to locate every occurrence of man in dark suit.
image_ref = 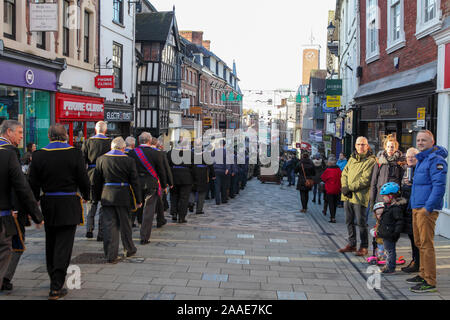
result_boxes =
[128,132,167,245]
[191,139,215,215]
[82,121,111,241]
[167,140,194,223]
[151,138,172,228]
[0,120,38,291]
[0,146,43,292]
[29,124,90,300]
[93,137,142,263]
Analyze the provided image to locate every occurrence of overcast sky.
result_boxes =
[150,0,336,91]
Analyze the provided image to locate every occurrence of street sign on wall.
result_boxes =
[417,107,426,127]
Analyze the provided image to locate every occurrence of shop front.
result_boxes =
[104,105,133,139]
[55,92,105,149]
[355,61,437,155]
[358,95,436,154]
[0,46,65,150]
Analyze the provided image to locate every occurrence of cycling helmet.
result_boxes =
[373,202,385,212]
[380,182,400,195]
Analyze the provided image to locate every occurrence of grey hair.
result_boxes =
[111,137,126,150]
[139,132,152,145]
[95,121,107,134]
[0,120,22,135]
[406,147,419,156]
[125,136,136,147]
[327,156,337,164]
[48,124,68,142]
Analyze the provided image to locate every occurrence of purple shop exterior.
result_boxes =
[0,41,66,150]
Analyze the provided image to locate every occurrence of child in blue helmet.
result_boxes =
[377,182,406,274]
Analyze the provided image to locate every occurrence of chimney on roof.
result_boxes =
[202,40,211,51]
[179,31,204,46]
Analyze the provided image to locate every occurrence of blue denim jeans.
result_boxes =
[383,239,397,271]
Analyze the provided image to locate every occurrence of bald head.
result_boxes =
[416,130,435,152]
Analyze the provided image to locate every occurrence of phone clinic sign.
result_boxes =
[56,93,105,121]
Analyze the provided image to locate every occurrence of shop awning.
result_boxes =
[354,61,437,99]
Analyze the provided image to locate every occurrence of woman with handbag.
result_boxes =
[295,152,316,213]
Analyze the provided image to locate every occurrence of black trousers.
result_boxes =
[45,224,77,291]
[170,185,192,220]
[155,195,166,225]
[326,193,339,219]
[299,190,309,210]
[408,233,420,264]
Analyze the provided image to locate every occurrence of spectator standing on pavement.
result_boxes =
[295,153,315,213]
[312,155,326,205]
[377,182,405,274]
[369,135,405,210]
[321,156,341,223]
[93,137,142,263]
[408,130,447,293]
[400,147,420,273]
[21,142,36,175]
[0,146,43,292]
[82,121,111,241]
[29,124,90,300]
[338,136,377,257]
[213,140,231,205]
[337,153,348,171]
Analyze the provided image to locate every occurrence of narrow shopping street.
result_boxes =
[1,178,450,301]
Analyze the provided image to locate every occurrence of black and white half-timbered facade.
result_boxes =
[135,10,181,138]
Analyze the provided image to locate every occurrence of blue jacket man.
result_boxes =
[409,130,448,293]
[410,146,448,212]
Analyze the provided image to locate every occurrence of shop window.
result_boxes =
[113,42,123,90]
[0,85,21,124]
[3,0,16,40]
[25,89,50,150]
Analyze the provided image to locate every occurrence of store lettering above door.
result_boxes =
[378,105,398,117]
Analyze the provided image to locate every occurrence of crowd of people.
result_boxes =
[0,120,250,300]
[293,132,448,293]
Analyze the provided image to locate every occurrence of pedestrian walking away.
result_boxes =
[339,136,376,257]
[167,140,194,223]
[128,132,167,245]
[409,130,448,293]
[321,156,341,223]
[93,137,142,263]
[82,121,111,241]
[29,124,90,300]
[295,152,315,213]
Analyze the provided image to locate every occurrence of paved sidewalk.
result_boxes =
[1,178,449,300]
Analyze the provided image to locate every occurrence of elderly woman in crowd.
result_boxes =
[369,135,405,210]
[400,147,421,273]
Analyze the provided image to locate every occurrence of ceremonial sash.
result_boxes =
[104,182,129,187]
[41,141,74,151]
[134,146,162,196]
[91,134,109,139]
[0,137,11,147]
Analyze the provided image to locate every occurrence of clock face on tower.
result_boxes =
[306,51,316,61]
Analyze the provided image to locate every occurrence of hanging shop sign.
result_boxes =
[95,75,115,89]
[166,82,178,91]
[322,98,335,113]
[326,95,341,108]
[326,79,342,96]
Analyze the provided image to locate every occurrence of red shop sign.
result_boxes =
[300,142,312,151]
[55,92,105,121]
[95,75,115,89]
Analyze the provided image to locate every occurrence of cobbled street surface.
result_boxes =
[2,178,450,300]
